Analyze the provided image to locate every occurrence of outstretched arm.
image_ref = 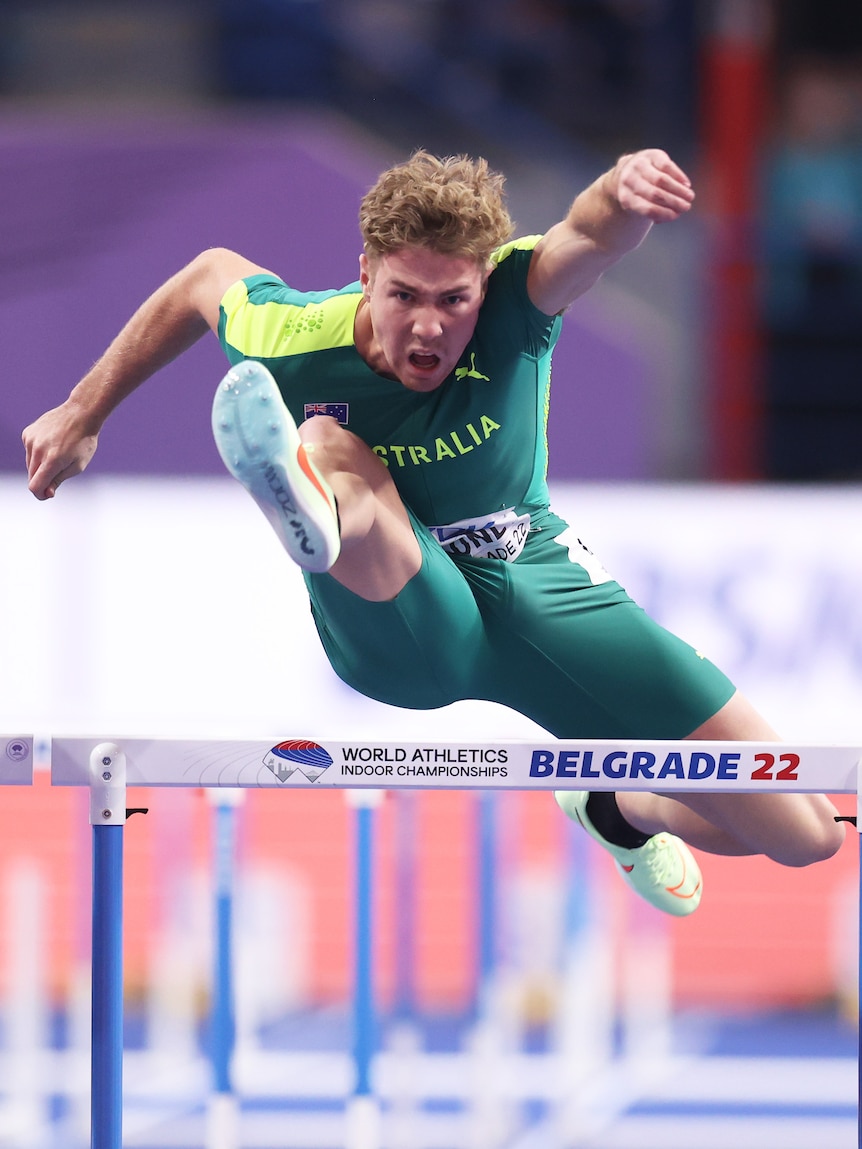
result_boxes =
[526,149,695,316]
[23,247,269,500]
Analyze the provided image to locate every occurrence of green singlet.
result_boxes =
[219,238,734,738]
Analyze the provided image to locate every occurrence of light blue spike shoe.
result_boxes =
[212,361,340,573]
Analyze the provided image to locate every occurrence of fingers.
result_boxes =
[616,149,695,222]
[21,432,45,499]
[21,415,98,500]
[22,426,50,500]
[27,463,61,501]
[24,445,60,500]
[28,451,90,500]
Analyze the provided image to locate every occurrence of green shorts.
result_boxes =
[304,514,735,739]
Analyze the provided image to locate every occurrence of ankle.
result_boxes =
[586,791,651,849]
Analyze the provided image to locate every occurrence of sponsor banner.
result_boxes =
[50,737,860,793]
[551,484,862,745]
[12,482,862,747]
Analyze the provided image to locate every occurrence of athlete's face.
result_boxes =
[359,247,489,393]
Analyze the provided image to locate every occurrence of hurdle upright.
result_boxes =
[50,734,862,1149]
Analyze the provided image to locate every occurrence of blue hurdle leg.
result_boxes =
[206,789,243,1149]
[88,743,129,1149]
[345,789,383,1149]
[91,824,124,1149]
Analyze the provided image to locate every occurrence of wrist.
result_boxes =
[63,389,107,436]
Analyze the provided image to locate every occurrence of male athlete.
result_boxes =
[23,149,844,916]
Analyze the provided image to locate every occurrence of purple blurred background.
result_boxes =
[3,1,862,486]
[1,114,654,484]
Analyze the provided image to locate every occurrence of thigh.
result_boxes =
[304,510,494,709]
[478,533,737,739]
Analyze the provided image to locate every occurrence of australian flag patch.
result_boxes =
[304,402,349,425]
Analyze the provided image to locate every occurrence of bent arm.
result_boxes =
[23,248,269,500]
[526,149,695,316]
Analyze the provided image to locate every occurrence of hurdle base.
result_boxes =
[205,1091,240,1149]
[345,1093,381,1149]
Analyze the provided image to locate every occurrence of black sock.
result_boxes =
[585,791,650,849]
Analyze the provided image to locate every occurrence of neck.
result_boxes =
[354,297,396,379]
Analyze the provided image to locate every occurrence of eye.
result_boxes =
[444,294,465,306]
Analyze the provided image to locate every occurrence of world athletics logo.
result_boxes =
[263,740,333,783]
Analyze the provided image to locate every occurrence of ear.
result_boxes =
[359,253,372,297]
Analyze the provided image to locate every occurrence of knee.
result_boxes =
[300,415,386,479]
[773,815,846,867]
[300,413,345,451]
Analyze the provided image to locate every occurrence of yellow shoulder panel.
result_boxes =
[221,281,360,357]
[489,235,543,268]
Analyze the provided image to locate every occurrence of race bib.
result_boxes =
[429,507,531,562]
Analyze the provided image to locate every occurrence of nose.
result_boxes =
[411,306,444,340]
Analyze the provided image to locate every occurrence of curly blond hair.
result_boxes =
[359,151,514,266]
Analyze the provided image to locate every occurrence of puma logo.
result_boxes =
[455,353,490,381]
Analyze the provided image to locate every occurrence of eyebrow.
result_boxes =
[389,277,476,296]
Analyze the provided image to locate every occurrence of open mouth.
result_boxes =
[409,352,440,371]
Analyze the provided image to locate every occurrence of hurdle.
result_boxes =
[49,734,862,1149]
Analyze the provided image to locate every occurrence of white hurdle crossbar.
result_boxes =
[48,735,862,1149]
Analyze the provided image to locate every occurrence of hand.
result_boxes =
[611,149,695,223]
[22,403,99,500]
